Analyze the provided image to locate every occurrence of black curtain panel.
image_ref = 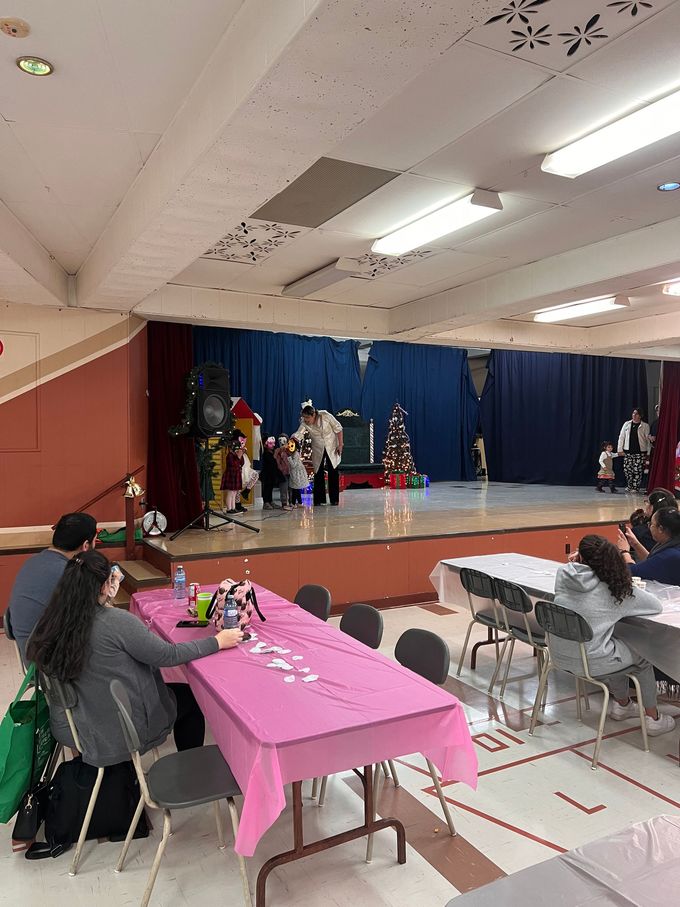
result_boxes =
[146,321,202,529]
[480,349,648,486]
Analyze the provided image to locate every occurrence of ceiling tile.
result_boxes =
[428,193,555,249]
[330,42,550,171]
[316,278,422,308]
[467,0,673,73]
[0,121,52,205]
[170,257,253,289]
[377,249,498,287]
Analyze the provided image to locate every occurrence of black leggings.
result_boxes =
[167,683,205,751]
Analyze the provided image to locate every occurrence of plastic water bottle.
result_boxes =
[174,565,187,601]
[223,594,239,629]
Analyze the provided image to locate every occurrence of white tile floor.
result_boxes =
[2,602,679,905]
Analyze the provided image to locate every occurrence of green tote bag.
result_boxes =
[0,665,54,823]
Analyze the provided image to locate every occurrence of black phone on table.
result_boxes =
[176,620,210,628]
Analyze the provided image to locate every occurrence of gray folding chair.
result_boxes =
[318,605,397,805]
[110,679,251,907]
[40,673,105,876]
[457,568,509,691]
[492,578,547,700]
[294,584,332,621]
[3,610,27,675]
[529,601,648,770]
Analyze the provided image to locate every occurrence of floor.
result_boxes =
[2,595,678,906]
[145,482,637,558]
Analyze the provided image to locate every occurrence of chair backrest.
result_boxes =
[535,601,593,643]
[41,672,82,750]
[294,584,331,621]
[339,604,383,649]
[394,628,450,686]
[459,568,496,601]
[3,610,27,675]
[493,578,532,614]
[109,678,142,755]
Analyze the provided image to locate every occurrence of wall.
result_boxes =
[0,303,148,529]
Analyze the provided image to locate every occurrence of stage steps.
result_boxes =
[118,559,170,595]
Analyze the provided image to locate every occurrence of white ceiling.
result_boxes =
[1,0,680,359]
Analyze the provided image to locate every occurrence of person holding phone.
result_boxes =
[28,550,243,763]
[619,507,680,586]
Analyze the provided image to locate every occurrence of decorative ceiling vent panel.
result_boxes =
[346,249,438,279]
[469,0,671,71]
[202,221,303,264]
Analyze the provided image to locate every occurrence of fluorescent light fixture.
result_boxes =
[663,281,680,296]
[371,190,503,256]
[282,257,367,298]
[534,296,630,323]
[542,88,680,178]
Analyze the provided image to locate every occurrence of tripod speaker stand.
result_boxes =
[170,438,260,540]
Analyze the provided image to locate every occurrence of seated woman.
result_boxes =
[630,488,677,553]
[621,507,680,586]
[27,550,243,766]
[553,535,675,736]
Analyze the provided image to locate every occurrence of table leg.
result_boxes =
[471,628,504,670]
[255,768,406,907]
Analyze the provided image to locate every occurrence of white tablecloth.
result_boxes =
[430,553,680,682]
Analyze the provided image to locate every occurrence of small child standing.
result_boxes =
[287,437,309,507]
[221,436,245,513]
[261,436,288,510]
[597,442,619,493]
[274,435,293,511]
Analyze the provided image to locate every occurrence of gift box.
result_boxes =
[388,472,406,489]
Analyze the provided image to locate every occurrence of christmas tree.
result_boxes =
[382,403,417,476]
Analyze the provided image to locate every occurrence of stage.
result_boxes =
[143,482,634,609]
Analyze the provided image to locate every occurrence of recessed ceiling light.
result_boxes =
[16,56,53,76]
[663,282,680,296]
[542,87,680,178]
[534,296,630,323]
[371,190,503,256]
[658,181,680,192]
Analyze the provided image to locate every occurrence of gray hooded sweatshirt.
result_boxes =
[550,562,662,677]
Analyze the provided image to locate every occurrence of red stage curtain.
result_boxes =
[146,321,202,530]
[647,362,680,493]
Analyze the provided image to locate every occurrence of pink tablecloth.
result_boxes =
[130,585,477,857]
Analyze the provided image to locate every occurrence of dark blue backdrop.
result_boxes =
[480,349,648,485]
[360,341,479,482]
[193,327,362,438]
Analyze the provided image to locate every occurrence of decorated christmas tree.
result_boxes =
[382,403,417,476]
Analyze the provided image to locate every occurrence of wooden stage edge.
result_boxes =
[143,520,620,610]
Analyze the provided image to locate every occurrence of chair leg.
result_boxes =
[214,800,226,849]
[381,762,389,778]
[426,758,456,836]
[456,620,476,675]
[365,765,382,864]
[575,677,583,722]
[388,760,400,788]
[529,662,551,736]
[227,798,252,907]
[69,766,105,876]
[628,674,649,753]
[499,638,516,700]
[318,775,328,806]
[493,628,500,662]
[141,809,172,907]
[311,778,319,799]
[591,684,610,770]
[115,795,146,873]
[488,635,510,694]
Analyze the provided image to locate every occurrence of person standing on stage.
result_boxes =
[617,408,651,493]
[294,401,343,506]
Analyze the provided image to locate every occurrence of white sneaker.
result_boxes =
[610,700,640,720]
[657,703,680,717]
[645,713,676,736]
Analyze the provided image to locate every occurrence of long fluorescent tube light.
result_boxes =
[542,88,680,178]
[663,281,680,297]
[371,190,503,256]
[282,257,367,298]
[534,296,630,323]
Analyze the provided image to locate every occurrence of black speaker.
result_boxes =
[192,365,232,438]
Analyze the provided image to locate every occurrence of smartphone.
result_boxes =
[110,563,123,580]
[176,620,210,628]
[618,522,628,534]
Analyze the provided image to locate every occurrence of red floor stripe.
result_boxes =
[570,749,680,808]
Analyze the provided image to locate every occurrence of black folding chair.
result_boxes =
[492,578,547,700]
[294,584,331,621]
[457,568,509,691]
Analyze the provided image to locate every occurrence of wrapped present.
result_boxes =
[388,472,406,489]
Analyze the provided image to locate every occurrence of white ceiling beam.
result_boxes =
[429,319,591,353]
[388,215,680,338]
[0,200,68,307]
[76,0,499,311]
[590,310,680,353]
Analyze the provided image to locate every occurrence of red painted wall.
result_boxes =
[0,327,148,528]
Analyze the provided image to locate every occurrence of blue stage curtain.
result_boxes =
[360,341,479,481]
[480,349,648,485]
[192,327,361,436]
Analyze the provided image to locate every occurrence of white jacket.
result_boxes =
[617,420,651,454]
[294,410,343,472]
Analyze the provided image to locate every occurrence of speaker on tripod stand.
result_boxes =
[170,364,260,540]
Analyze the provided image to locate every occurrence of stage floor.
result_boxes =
[145,481,638,558]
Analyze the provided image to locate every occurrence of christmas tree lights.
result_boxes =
[382,403,417,476]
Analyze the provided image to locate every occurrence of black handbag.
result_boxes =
[11,778,50,849]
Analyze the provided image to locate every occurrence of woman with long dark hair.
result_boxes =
[28,550,243,765]
[552,535,675,736]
